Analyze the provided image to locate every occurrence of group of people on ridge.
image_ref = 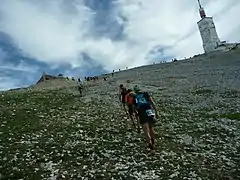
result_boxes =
[119,84,159,154]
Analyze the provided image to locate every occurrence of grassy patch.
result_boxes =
[194,89,214,95]
[0,88,239,180]
[208,113,240,120]
[220,89,240,98]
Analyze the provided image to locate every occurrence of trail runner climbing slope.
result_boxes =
[119,84,128,114]
[77,81,83,97]
[132,85,159,154]
[125,89,141,133]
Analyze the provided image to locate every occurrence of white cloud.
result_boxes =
[213,2,240,42]
[116,0,240,59]
[0,0,93,66]
[0,0,239,73]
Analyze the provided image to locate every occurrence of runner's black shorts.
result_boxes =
[127,104,134,115]
[121,94,126,103]
[137,108,156,125]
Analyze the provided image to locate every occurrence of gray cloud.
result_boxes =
[0,48,8,62]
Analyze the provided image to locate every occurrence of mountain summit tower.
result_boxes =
[197,0,221,53]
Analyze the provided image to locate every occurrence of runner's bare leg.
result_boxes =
[142,123,151,146]
[135,115,141,133]
[149,124,156,148]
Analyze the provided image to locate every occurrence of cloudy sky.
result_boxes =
[0,0,240,90]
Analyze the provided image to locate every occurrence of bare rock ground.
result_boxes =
[0,49,240,179]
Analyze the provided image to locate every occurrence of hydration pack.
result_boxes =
[126,92,135,105]
[135,92,151,109]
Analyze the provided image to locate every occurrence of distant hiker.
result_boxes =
[125,89,141,133]
[119,84,127,114]
[132,85,159,154]
[77,82,83,96]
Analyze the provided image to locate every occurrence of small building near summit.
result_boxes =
[36,72,58,84]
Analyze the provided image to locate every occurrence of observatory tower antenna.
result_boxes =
[198,0,206,18]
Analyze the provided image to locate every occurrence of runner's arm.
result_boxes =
[132,96,138,114]
[125,95,128,104]
[119,94,122,102]
[149,96,159,118]
[118,89,121,101]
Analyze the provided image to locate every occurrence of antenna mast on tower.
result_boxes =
[198,0,206,18]
[197,0,202,8]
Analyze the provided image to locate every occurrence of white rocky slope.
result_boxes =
[79,49,240,179]
[0,49,239,180]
